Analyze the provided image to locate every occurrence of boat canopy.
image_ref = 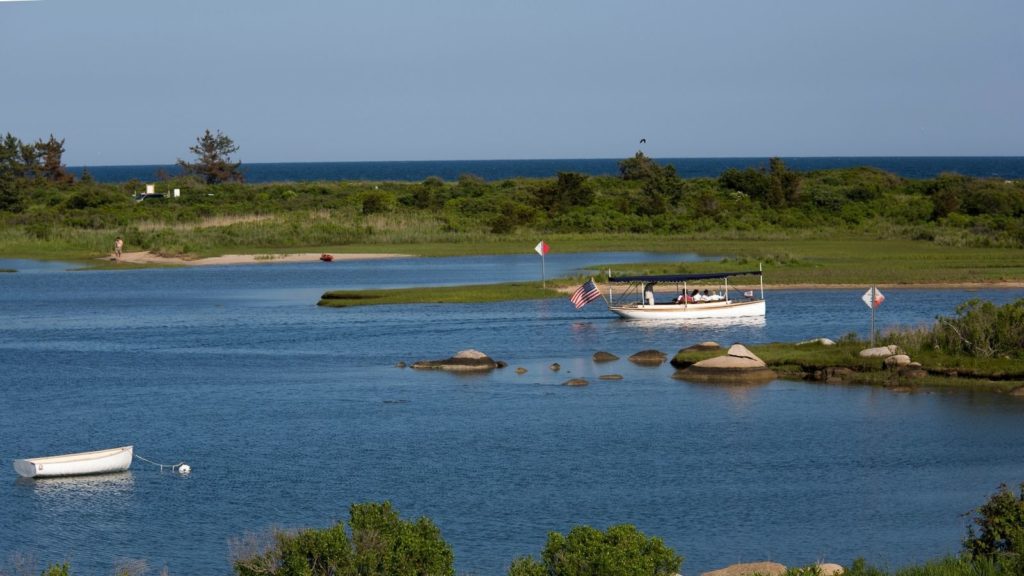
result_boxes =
[608,270,762,284]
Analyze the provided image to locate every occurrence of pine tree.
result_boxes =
[177,129,244,184]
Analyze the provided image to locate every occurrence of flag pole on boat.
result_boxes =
[534,240,550,288]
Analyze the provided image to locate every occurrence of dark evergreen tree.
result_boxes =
[36,135,74,184]
[177,129,244,184]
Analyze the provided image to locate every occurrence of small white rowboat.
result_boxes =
[13,445,133,478]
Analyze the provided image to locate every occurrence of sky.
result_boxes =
[1,0,1022,165]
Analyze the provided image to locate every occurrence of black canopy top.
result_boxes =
[608,270,762,284]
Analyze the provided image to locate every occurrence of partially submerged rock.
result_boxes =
[674,344,776,384]
[598,374,623,380]
[593,351,619,363]
[562,378,588,387]
[411,349,501,371]
[549,363,561,372]
[515,367,527,375]
[629,349,667,365]
[701,561,787,576]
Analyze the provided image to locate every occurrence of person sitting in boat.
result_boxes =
[690,289,701,302]
[675,293,688,304]
[702,289,711,301]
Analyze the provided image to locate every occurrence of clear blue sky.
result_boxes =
[2,0,1022,165]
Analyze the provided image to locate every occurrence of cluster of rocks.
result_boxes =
[858,344,928,379]
[406,344,782,386]
[696,561,843,576]
[672,342,777,384]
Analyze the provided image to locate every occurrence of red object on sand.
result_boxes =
[320,253,334,262]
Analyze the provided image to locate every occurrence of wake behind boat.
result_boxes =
[13,445,133,478]
[606,268,766,321]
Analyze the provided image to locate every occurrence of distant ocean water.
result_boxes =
[70,157,1024,184]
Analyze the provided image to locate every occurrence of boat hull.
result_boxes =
[608,299,766,320]
[13,446,133,478]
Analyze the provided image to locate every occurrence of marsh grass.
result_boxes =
[319,282,563,307]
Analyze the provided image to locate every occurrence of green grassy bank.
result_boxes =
[319,282,563,307]
[672,340,1024,393]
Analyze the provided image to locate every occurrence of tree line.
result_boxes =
[2,130,1024,252]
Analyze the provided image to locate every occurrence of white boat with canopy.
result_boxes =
[606,267,766,320]
[13,445,133,478]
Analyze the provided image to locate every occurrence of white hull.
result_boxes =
[13,446,133,478]
[609,299,766,320]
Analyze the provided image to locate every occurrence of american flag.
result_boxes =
[570,279,602,309]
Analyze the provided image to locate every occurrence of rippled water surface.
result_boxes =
[2,253,1023,575]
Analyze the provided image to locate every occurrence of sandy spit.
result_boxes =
[114,251,410,266]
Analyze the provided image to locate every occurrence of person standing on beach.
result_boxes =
[114,236,124,259]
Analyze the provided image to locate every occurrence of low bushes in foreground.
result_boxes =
[230,501,453,576]
[15,484,1024,575]
[507,524,682,576]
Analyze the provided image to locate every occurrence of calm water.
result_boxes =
[2,254,1023,576]
[70,156,1024,183]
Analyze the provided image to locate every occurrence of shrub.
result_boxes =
[931,299,1024,358]
[231,501,453,576]
[964,483,1024,563]
[508,524,681,576]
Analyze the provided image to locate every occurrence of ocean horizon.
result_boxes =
[69,156,1024,184]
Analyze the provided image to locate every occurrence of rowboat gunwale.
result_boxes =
[13,445,134,478]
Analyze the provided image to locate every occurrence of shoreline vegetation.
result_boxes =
[19,483,1024,576]
[1,149,1022,280]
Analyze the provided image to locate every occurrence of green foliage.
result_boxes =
[177,129,244,184]
[4,146,1024,256]
[964,483,1024,564]
[37,135,74,185]
[534,172,594,215]
[509,524,681,576]
[349,501,453,576]
[929,299,1024,358]
[232,501,453,576]
[360,190,395,214]
[40,564,71,576]
[844,556,1021,576]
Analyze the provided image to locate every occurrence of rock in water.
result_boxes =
[674,343,776,384]
[563,378,588,387]
[592,351,619,363]
[629,349,667,365]
[411,349,500,371]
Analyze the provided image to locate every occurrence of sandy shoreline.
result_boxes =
[113,251,411,266]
